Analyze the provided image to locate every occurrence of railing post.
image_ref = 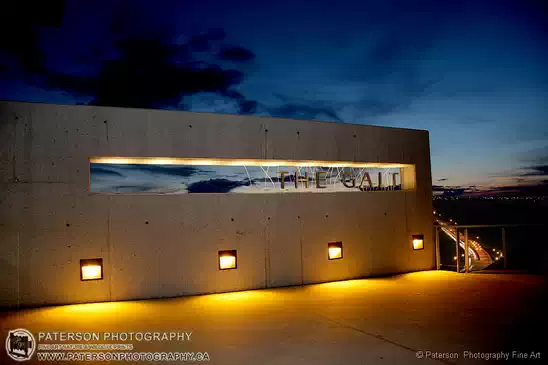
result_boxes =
[456,228,460,273]
[435,227,440,270]
[502,227,507,269]
[464,228,469,273]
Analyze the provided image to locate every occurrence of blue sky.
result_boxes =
[1,0,547,192]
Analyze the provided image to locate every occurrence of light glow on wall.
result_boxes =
[328,242,343,260]
[80,259,103,281]
[219,250,237,270]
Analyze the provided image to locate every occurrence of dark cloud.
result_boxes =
[186,28,227,52]
[40,32,255,111]
[491,144,548,183]
[434,181,548,197]
[519,146,548,165]
[0,1,65,74]
[265,93,342,122]
[495,163,548,180]
[109,164,201,177]
[520,165,548,177]
[437,178,448,182]
[217,46,256,62]
[187,179,249,193]
[335,2,455,118]
[432,185,468,195]
[266,103,342,122]
[491,183,548,196]
[432,184,488,196]
[0,2,257,113]
[352,75,441,119]
[111,185,156,193]
[90,165,123,177]
[219,89,258,114]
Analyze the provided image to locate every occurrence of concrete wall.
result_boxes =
[0,101,433,309]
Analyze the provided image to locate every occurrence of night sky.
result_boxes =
[1,0,547,194]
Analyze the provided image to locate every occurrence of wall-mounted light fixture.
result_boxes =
[218,250,237,270]
[412,234,424,250]
[328,242,343,260]
[80,258,103,281]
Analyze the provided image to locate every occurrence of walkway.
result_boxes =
[1,271,546,364]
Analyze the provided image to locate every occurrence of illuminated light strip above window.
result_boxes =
[89,156,411,169]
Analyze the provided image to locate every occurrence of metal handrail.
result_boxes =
[434,223,546,273]
[434,224,546,228]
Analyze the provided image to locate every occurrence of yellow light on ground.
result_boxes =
[218,250,237,270]
[328,242,343,260]
[412,234,424,250]
[80,259,103,281]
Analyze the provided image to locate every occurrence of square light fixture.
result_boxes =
[328,242,343,260]
[218,250,237,270]
[412,234,424,250]
[80,258,103,281]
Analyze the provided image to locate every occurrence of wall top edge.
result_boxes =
[0,100,430,135]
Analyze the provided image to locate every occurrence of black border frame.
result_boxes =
[412,234,425,250]
[80,258,104,281]
[218,250,238,270]
[328,241,343,260]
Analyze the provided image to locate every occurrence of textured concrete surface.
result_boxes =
[0,101,433,308]
[1,271,546,365]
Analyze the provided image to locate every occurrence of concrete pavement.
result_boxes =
[1,271,546,364]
